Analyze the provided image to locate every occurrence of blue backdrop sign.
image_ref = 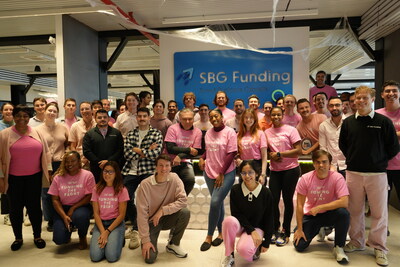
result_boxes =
[174,47,292,109]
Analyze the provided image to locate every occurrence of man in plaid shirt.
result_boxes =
[121,107,163,250]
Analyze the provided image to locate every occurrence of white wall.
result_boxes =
[160,27,309,102]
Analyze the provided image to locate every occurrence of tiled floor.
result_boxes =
[0,207,400,266]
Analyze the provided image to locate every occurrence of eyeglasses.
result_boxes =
[240,171,255,177]
[103,170,115,175]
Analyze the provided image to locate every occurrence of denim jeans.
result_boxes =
[204,169,236,236]
[90,219,125,262]
[53,204,91,245]
[123,173,152,230]
[172,162,195,195]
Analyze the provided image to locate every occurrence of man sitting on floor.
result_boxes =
[293,150,350,263]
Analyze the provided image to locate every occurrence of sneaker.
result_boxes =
[271,233,278,244]
[275,234,289,247]
[333,246,349,263]
[221,255,235,267]
[375,249,388,266]
[24,216,31,226]
[166,243,188,258]
[128,230,140,249]
[4,214,11,226]
[253,246,261,261]
[317,227,325,242]
[327,229,335,241]
[344,242,365,253]
[46,223,53,232]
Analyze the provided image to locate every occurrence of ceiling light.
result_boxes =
[162,9,318,25]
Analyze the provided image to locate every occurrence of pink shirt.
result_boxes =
[309,85,338,112]
[205,127,237,178]
[296,114,327,145]
[376,108,400,170]
[9,129,42,176]
[69,119,96,159]
[239,130,267,160]
[265,125,301,171]
[91,186,129,220]
[282,113,301,128]
[296,170,349,215]
[164,123,202,162]
[48,169,95,206]
[36,123,68,162]
[219,107,236,122]
[113,110,137,138]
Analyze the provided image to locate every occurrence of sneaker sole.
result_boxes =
[344,247,365,253]
[166,246,188,258]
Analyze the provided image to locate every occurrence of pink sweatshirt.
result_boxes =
[136,172,187,244]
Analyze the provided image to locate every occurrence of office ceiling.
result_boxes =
[0,0,397,98]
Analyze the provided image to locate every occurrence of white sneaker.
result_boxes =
[327,230,350,242]
[128,230,140,249]
[24,216,31,226]
[166,243,188,258]
[221,255,235,267]
[375,249,388,266]
[344,242,365,253]
[333,246,349,263]
[317,227,325,242]
[4,214,11,226]
[327,229,335,241]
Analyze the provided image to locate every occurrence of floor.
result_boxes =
[0,206,400,267]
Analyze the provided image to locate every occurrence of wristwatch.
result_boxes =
[277,152,281,158]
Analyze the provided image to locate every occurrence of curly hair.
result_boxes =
[54,151,81,176]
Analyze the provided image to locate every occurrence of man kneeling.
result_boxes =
[293,150,350,263]
[137,154,190,264]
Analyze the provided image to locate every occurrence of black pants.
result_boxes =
[269,167,300,236]
[387,169,400,203]
[172,162,195,195]
[8,172,43,239]
[1,193,9,214]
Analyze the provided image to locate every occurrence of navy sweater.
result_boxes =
[339,113,399,172]
[230,184,274,248]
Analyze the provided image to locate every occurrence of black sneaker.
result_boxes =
[253,246,261,261]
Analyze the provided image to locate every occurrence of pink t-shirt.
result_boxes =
[296,170,349,215]
[9,127,42,176]
[239,130,267,160]
[205,127,237,178]
[220,107,236,122]
[296,114,327,144]
[376,108,400,170]
[282,113,301,128]
[91,186,129,220]
[48,169,95,206]
[164,123,202,162]
[265,125,301,171]
[309,85,338,112]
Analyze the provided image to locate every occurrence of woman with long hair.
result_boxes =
[0,104,51,251]
[90,161,129,263]
[265,107,302,246]
[48,151,95,250]
[236,108,267,184]
[199,109,237,251]
[36,102,69,231]
[221,160,273,266]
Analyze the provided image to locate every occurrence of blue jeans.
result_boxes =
[204,170,236,236]
[90,219,125,263]
[53,204,91,245]
[124,173,152,230]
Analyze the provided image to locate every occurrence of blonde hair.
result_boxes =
[355,86,375,98]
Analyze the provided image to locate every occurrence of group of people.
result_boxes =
[0,72,398,266]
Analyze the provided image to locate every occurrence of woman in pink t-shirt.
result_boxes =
[198,109,237,252]
[236,109,268,184]
[36,102,69,232]
[0,104,51,251]
[49,151,95,250]
[265,107,301,247]
[90,161,129,263]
